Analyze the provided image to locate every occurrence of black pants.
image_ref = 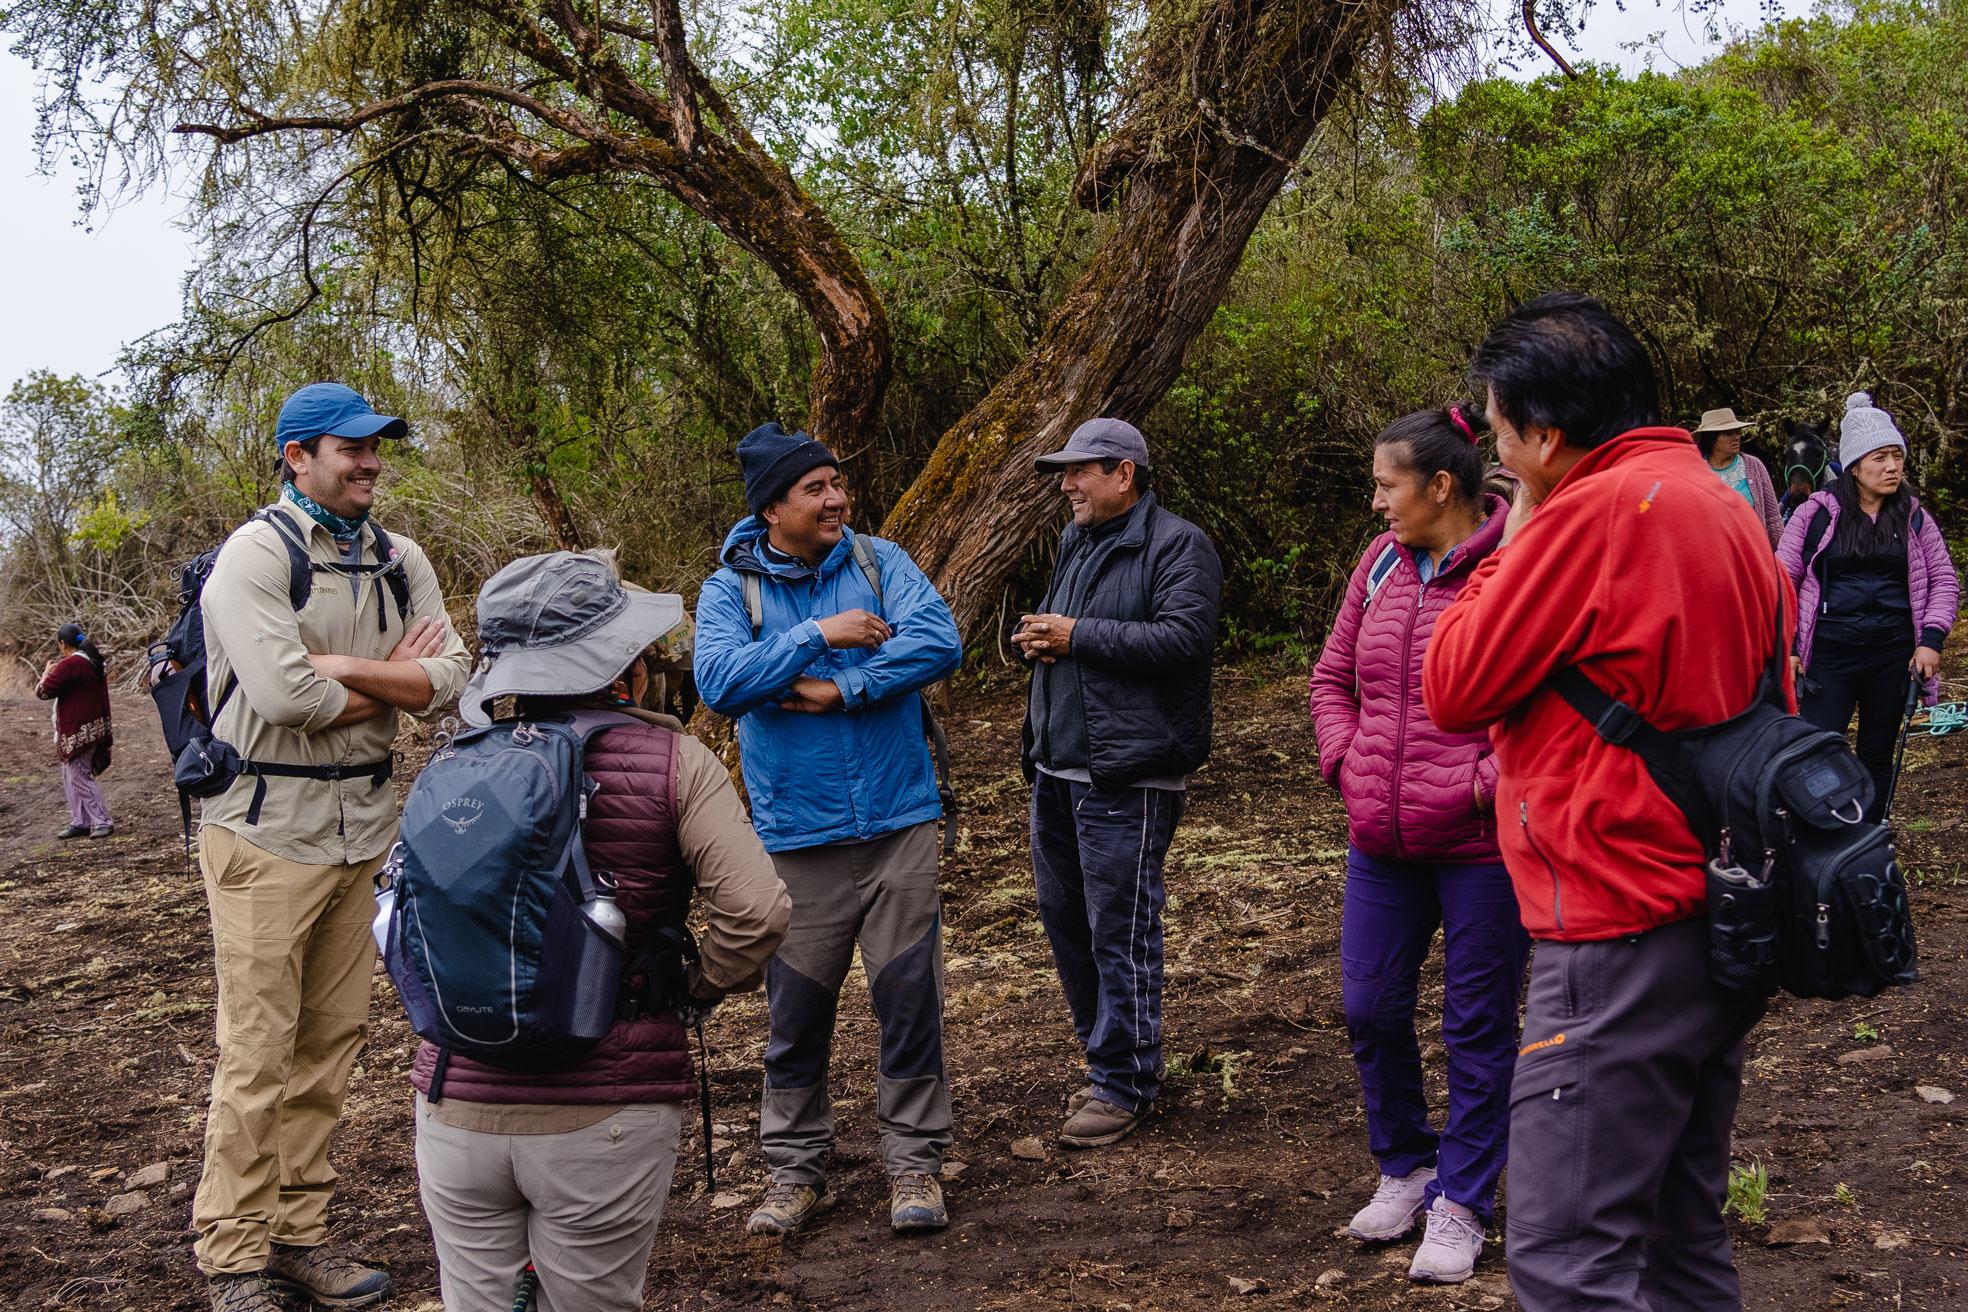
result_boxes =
[1799,635,1913,822]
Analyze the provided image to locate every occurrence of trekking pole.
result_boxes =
[510,1263,537,1312]
[1882,677,1924,826]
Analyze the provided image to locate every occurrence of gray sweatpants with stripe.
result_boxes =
[760,821,951,1183]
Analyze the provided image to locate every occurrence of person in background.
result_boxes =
[1693,408,1782,547]
[1424,292,1790,1312]
[1015,419,1222,1150]
[1778,391,1959,821]
[413,551,790,1312]
[37,621,114,839]
[1309,405,1527,1284]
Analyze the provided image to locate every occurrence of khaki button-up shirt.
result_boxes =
[201,498,472,865]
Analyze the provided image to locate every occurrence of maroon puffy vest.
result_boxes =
[410,719,696,1103]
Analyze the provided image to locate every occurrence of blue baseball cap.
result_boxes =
[274,383,408,453]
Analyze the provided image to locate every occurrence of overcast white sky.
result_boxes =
[0,0,1786,400]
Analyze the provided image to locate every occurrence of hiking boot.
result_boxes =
[207,1272,282,1312]
[890,1172,949,1233]
[746,1180,835,1237]
[267,1242,394,1308]
[1347,1166,1436,1241]
[88,825,114,839]
[1066,1083,1098,1114]
[1407,1197,1484,1283]
[1058,1096,1145,1149]
[56,824,88,840]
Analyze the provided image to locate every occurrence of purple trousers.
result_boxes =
[1341,847,1529,1220]
[62,756,112,830]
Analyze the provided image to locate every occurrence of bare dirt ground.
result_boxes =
[2,668,1965,1310]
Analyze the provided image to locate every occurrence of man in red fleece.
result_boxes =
[1424,292,1795,1311]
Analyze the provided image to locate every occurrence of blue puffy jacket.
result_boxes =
[696,519,963,853]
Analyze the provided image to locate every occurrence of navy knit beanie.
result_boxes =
[738,421,839,515]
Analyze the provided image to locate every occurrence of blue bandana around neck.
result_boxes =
[283,481,367,542]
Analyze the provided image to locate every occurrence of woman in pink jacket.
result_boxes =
[1309,404,1528,1285]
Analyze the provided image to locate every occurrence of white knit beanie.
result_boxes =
[1838,391,1905,469]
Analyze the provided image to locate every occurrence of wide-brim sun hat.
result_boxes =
[460,551,687,726]
[1693,407,1753,434]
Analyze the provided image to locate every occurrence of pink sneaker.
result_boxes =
[1346,1167,1436,1241]
[1408,1197,1484,1283]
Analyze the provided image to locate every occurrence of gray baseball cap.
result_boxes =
[1034,417,1151,472]
[460,552,687,726]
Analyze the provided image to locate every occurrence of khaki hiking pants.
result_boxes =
[193,825,386,1275]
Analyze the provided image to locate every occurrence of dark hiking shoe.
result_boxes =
[207,1272,282,1312]
[88,825,114,839]
[1347,1166,1436,1242]
[746,1180,835,1237]
[890,1173,949,1233]
[267,1243,393,1308]
[56,824,89,839]
[1058,1096,1146,1148]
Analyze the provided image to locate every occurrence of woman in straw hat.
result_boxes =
[1693,407,1782,547]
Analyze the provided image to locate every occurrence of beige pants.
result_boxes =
[415,1096,683,1311]
[193,824,386,1275]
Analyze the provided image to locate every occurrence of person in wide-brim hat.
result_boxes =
[461,551,689,725]
[1692,407,1781,547]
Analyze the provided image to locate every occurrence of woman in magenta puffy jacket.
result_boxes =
[1308,404,1529,1285]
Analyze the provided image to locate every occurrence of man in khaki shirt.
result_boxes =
[195,383,470,1312]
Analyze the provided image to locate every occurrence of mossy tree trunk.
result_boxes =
[883,0,1391,637]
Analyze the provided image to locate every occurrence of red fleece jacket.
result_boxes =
[1423,428,1797,941]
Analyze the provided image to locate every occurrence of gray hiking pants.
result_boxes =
[760,822,951,1183]
[1506,916,1766,1311]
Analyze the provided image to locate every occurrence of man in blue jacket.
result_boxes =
[696,422,963,1239]
[1014,419,1222,1149]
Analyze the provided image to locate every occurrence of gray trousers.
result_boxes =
[1506,917,1765,1311]
[415,1097,682,1312]
[761,821,951,1183]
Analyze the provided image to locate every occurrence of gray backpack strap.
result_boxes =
[742,572,763,640]
[850,532,884,603]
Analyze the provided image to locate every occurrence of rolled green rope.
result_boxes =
[511,1263,538,1312]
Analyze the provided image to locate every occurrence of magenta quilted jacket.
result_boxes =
[1310,497,1509,862]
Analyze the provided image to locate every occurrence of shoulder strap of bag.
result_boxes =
[1802,501,1831,565]
[1363,541,1403,608]
[850,532,885,604]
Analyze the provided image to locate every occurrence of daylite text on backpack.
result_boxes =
[1552,594,1917,1001]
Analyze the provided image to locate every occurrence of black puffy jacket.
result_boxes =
[1023,492,1223,787]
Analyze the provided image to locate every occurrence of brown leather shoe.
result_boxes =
[207,1272,282,1312]
[1058,1096,1147,1149]
[267,1243,394,1308]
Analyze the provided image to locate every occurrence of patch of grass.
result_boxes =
[1725,1159,1770,1227]
[1833,1182,1856,1208]
[1853,1020,1881,1042]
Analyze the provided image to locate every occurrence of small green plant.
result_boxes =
[1853,1020,1881,1042]
[1833,1182,1856,1208]
[1725,1160,1770,1227]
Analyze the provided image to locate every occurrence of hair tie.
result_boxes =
[1448,405,1477,443]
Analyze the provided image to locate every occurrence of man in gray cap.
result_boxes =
[1013,418,1223,1148]
[415,551,789,1312]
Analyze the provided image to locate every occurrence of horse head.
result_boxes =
[1780,417,1835,501]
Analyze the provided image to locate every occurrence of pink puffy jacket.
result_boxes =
[1310,497,1508,863]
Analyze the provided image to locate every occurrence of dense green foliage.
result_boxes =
[4,0,1966,665]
